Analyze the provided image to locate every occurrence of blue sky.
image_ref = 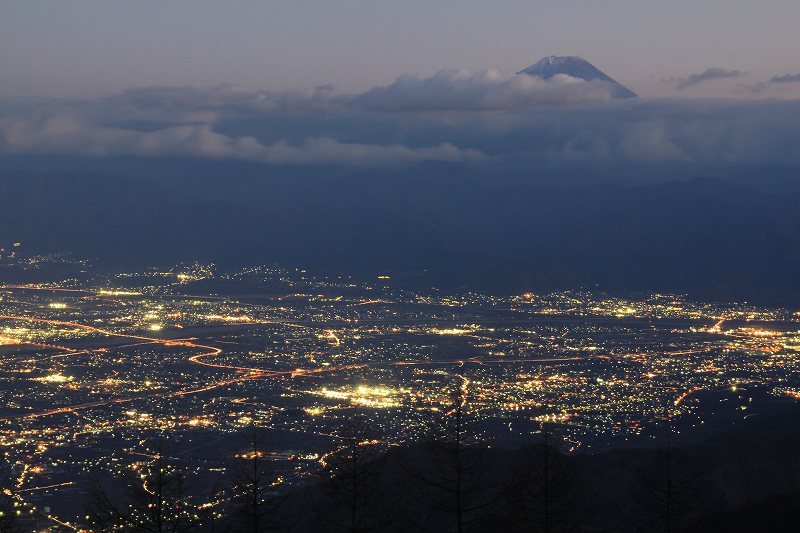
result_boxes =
[2,0,800,98]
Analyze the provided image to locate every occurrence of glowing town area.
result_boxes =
[1,249,799,528]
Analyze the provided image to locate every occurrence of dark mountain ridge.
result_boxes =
[2,169,800,305]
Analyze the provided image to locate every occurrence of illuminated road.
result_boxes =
[0,310,590,419]
[0,313,265,420]
[0,307,717,422]
[0,282,753,424]
[2,283,797,533]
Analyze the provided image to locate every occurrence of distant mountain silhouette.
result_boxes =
[518,55,637,98]
[3,169,800,304]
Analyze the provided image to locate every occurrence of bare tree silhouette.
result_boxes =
[227,427,284,532]
[316,413,395,532]
[409,380,499,533]
[504,423,583,533]
[629,430,706,533]
[86,439,214,532]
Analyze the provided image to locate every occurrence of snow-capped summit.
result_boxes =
[517,55,637,98]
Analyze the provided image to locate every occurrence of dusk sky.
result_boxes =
[2,1,800,170]
[3,0,800,98]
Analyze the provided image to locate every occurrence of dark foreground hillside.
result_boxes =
[3,406,796,531]
[3,169,800,304]
[276,409,800,532]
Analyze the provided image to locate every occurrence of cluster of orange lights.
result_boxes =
[0,335,20,346]
[737,327,781,338]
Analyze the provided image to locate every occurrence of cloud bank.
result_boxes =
[0,114,483,166]
[1,68,800,172]
[350,69,615,111]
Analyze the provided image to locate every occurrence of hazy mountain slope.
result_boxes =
[2,170,800,304]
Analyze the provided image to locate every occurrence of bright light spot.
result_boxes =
[319,388,349,400]
[316,385,407,409]
[430,324,479,336]
[33,374,73,384]
[0,336,19,346]
[204,314,252,322]
[739,328,780,337]
[97,289,141,296]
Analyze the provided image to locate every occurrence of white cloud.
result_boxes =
[618,122,688,162]
[0,114,483,166]
[2,73,800,170]
[351,69,615,111]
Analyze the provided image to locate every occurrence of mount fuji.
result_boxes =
[518,55,637,98]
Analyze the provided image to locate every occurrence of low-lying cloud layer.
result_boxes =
[1,68,799,171]
[350,69,615,111]
[0,114,483,166]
